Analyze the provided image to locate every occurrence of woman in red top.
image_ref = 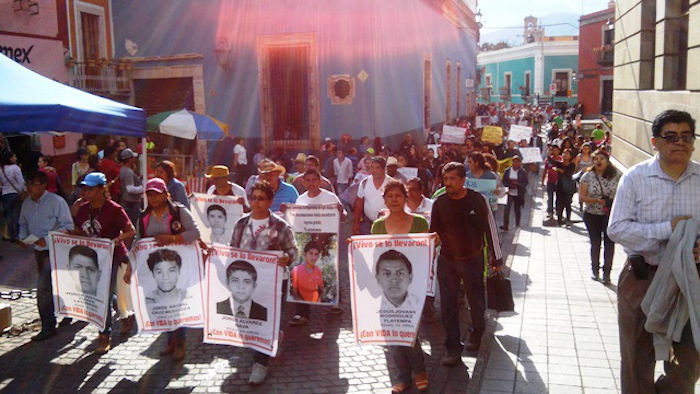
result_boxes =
[38,155,63,196]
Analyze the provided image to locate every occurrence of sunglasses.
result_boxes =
[250,196,269,202]
[658,133,698,143]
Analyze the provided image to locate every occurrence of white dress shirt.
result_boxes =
[607,155,700,266]
[333,157,354,184]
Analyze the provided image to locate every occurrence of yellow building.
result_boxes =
[613,0,700,168]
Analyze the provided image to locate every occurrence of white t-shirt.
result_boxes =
[508,169,519,196]
[296,189,341,206]
[233,144,247,165]
[357,175,390,221]
[250,217,269,238]
[333,157,354,184]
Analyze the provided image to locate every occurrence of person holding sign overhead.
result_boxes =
[371,180,429,393]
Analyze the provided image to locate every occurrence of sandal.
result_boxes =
[391,382,410,394]
[289,315,309,326]
[414,372,429,391]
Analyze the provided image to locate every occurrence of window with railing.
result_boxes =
[553,71,569,97]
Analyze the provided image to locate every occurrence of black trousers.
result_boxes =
[582,212,615,276]
[437,254,485,355]
[555,187,572,223]
[503,195,523,227]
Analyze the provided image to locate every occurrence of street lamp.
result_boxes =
[475,9,483,29]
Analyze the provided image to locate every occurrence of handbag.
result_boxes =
[1,166,28,201]
[594,175,613,215]
[487,271,515,312]
[560,176,577,195]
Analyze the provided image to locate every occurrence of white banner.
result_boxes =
[508,124,533,142]
[397,167,418,179]
[204,246,283,357]
[284,205,340,306]
[130,239,205,333]
[475,116,491,128]
[191,193,245,245]
[348,234,434,346]
[519,147,543,163]
[49,232,115,331]
[441,125,466,144]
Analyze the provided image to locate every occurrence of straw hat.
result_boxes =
[257,159,286,176]
[294,153,308,163]
[206,165,230,178]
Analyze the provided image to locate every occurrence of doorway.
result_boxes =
[257,34,319,151]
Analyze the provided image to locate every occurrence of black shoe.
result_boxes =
[500,225,509,231]
[31,330,57,342]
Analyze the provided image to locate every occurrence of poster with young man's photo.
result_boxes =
[204,246,283,357]
[191,193,244,245]
[284,204,340,306]
[129,239,205,333]
[49,232,115,331]
[348,233,434,347]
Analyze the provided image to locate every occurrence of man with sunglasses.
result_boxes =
[608,109,700,393]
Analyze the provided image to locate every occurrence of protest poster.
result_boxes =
[475,116,491,128]
[204,246,282,356]
[348,233,434,346]
[397,167,418,179]
[482,126,503,144]
[441,125,466,144]
[519,147,543,163]
[508,125,533,142]
[284,204,340,306]
[497,157,513,175]
[191,193,244,245]
[49,232,115,331]
[466,177,499,211]
[427,144,440,158]
[130,239,205,333]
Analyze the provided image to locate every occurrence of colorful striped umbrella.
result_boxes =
[146,109,228,140]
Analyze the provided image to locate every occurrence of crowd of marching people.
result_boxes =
[0,101,621,391]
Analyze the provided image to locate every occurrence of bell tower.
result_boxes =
[523,16,544,44]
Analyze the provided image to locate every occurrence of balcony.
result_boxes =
[67,58,132,97]
[499,86,511,100]
[594,45,614,66]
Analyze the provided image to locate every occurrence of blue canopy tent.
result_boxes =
[0,53,145,136]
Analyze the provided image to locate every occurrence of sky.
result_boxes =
[478,0,614,44]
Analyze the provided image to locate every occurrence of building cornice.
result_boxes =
[477,41,579,64]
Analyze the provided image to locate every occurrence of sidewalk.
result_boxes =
[470,178,700,393]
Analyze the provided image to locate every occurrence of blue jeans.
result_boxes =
[437,254,485,355]
[35,250,56,332]
[2,193,21,240]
